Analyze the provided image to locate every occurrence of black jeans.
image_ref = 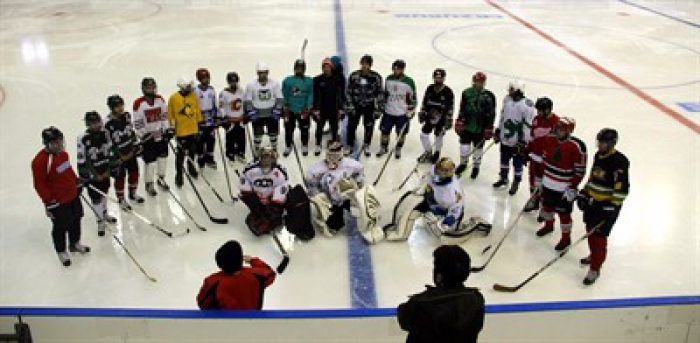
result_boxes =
[284,112,311,147]
[176,135,198,176]
[50,196,83,253]
[223,122,246,158]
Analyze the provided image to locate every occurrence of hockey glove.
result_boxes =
[443,117,453,132]
[311,109,321,122]
[442,215,457,227]
[45,201,60,220]
[576,192,592,212]
[246,109,259,122]
[563,187,578,202]
[483,126,495,140]
[418,111,427,124]
[271,108,282,121]
[406,108,416,120]
[163,128,175,141]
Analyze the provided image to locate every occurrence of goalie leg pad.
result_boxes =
[309,193,334,237]
[386,196,426,241]
[440,216,492,244]
[348,185,383,244]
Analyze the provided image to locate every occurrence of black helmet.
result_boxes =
[226,71,239,84]
[360,54,373,66]
[535,97,553,112]
[107,94,124,110]
[141,77,157,96]
[433,68,446,78]
[42,126,64,146]
[294,59,306,68]
[84,111,102,126]
[597,128,618,146]
[392,59,406,69]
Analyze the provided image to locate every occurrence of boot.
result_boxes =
[283,146,292,157]
[493,177,508,188]
[583,270,600,285]
[555,233,571,251]
[188,163,199,179]
[580,256,591,265]
[363,144,371,157]
[523,196,540,212]
[302,145,309,156]
[69,243,91,254]
[58,252,71,267]
[129,192,145,204]
[395,147,402,159]
[536,224,554,237]
[97,221,106,237]
[157,176,170,190]
[146,182,157,196]
[470,166,480,179]
[376,146,388,157]
[430,151,440,164]
[104,214,117,224]
[417,151,432,163]
[118,196,132,211]
[175,173,184,188]
[455,163,467,177]
[508,180,520,196]
[314,145,322,156]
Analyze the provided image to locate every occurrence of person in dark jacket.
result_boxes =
[398,245,484,343]
[197,240,277,310]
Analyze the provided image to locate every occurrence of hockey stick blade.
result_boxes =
[172,228,192,237]
[470,265,486,273]
[493,283,519,293]
[277,256,290,274]
[481,245,492,255]
[210,216,229,224]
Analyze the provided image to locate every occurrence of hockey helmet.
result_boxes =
[433,68,446,79]
[325,140,343,170]
[472,72,487,83]
[196,68,210,82]
[84,111,103,130]
[294,59,306,69]
[258,146,278,173]
[433,157,456,185]
[177,76,194,90]
[41,126,65,152]
[226,71,239,85]
[256,61,269,73]
[555,117,576,135]
[107,94,125,110]
[508,79,525,93]
[535,97,553,112]
[141,77,157,96]
[360,54,373,66]
[597,128,618,146]
[392,59,406,70]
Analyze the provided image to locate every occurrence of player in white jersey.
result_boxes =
[306,141,383,243]
[219,71,246,163]
[378,59,417,159]
[386,157,490,243]
[245,62,284,155]
[194,68,219,169]
[493,80,534,196]
[132,77,172,196]
[239,147,289,235]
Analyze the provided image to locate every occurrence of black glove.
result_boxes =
[163,128,175,141]
[576,192,592,212]
[418,111,427,124]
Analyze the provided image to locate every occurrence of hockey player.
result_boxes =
[530,117,587,251]
[77,111,118,237]
[105,95,144,211]
[523,97,560,212]
[281,59,314,157]
[312,58,346,156]
[132,77,171,196]
[169,76,203,187]
[416,68,454,164]
[195,68,219,169]
[245,62,284,155]
[239,147,289,235]
[454,72,496,179]
[306,141,382,243]
[32,127,90,266]
[493,80,534,195]
[577,128,629,285]
[346,54,383,157]
[378,59,416,159]
[385,157,490,243]
[219,71,246,163]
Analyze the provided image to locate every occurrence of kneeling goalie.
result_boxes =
[239,147,289,235]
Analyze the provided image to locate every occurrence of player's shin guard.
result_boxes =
[420,133,431,153]
[434,135,443,152]
[588,234,607,272]
[143,163,155,184]
[472,147,483,166]
[156,157,167,178]
[537,207,555,236]
[348,185,383,244]
[555,214,573,251]
[380,134,389,148]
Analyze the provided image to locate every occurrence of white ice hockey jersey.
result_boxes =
[244,79,283,115]
[306,158,364,205]
[239,162,289,204]
[425,166,464,220]
[497,95,534,147]
[132,95,169,140]
[219,88,245,122]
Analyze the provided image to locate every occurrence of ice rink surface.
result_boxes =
[0,0,698,310]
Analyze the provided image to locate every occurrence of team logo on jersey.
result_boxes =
[253,178,274,188]
[291,86,300,96]
[258,89,272,101]
[360,78,368,86]
[592,167,606,179]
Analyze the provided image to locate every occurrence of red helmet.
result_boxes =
[555,117,576,133]
[473,72,487,82]
[196,68,210,81]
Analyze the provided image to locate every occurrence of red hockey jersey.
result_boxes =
[530,113,560,141]
[531,134,587,192]
[31,149,79,206]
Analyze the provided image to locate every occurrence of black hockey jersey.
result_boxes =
[77,129,115,179]
[583,150,630,206]
[313,73,346,111]
[104,112,138,158]
[347,70,383,108]
[421,84,455,119]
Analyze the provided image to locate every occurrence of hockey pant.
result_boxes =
[241,192,283,236]
[176,135,198,178]
[49,196,84,253]
[459,131,485,167]
[284,185,314,240]
[87,178,110,223]
[284,113,310,148]
[540,186,575,240]
[499,145,525,181]
[222,122,246,159]
[346,105,375,148]
[379,115,409,149]
[252,117,280,153]
[583,201,621,272]
[197,125,216,165]
[113,156,139,198]
[142,138,168,184]
[419,115,446,153]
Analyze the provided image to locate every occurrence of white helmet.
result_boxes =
[177,76,194,89]
[509,79,525,93]
[256,61,269,72]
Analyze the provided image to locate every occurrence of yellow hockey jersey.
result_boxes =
[168,91,203,137]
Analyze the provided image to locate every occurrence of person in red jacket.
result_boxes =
[31,127,90,267]
[197,240,276,310]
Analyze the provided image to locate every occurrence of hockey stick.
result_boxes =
[168,141,229,224]
[80,194,158,282]
[373,119,411,186]
[164,187,207,231]
[178,142,225,203]
[493,221,605,292]
[471,190,539,272]
[301,38,308,61]
[382,190,416,232]
[292,142,308,187]
[214,127,239,203]
[246,123,256,160]
[87,184,189,238]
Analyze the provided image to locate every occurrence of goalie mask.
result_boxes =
[325,140,343,170]
[432,157,456,185]
[258,146,278,173]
